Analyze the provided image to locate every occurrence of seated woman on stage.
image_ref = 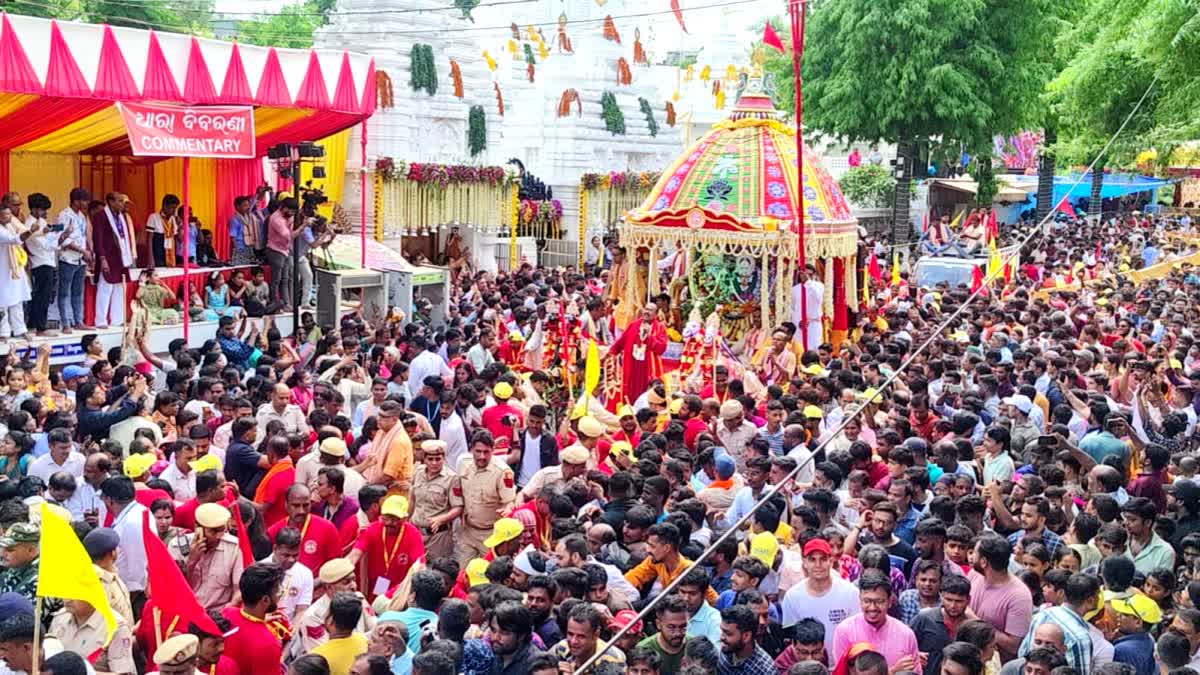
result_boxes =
[133,268,180,325]
[195,271,244,322]
[228,269,248,309]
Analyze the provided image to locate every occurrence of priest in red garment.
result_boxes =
[604,303,667,406]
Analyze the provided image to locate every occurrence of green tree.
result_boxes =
[236,0,334,49]
[766,0,1056,239]
[0,0,213,35]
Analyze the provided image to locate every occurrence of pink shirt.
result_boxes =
[967,569,1033,661]
[831,614,921,673]
[266,210,293,254]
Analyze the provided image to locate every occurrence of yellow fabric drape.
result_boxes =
[153,157,217,238]
[10,153,79,211]
[18,106,127,153]
[300,129,348,218]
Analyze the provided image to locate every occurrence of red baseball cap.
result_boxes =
[802,538,833,557]
[608,609,643,634]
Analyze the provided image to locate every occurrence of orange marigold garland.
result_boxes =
[557,89,582,117]
[632,28,647,65]
[375,70,394,109]
[449,59,464,98]
[616,57,632,85]
[495,82,504,116]
[665,101,676,127]
[603,15,620,43]
[527,62,535,82]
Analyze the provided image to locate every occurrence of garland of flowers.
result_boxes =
[638,97,658,137]
[453,0,479,20]
[523,43,536,66]
[449,59,463,98]
[600,91,625,136]
[580,170,661,192]
[665,101,676,127]
[494,82,505,116]
[616,58,632,86]
[409,44,437,95]
[520,198,564,238]
[467,106,487,157]
[577,188,588,267]
[374,158,517,188]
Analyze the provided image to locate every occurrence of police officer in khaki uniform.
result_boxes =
[288,558,376,660]
[168,503,245,611]
[49,599,137,675]
[83,527,135,626]
[409,440,464,561]
[519,444,590,501]
[149,633,202,675]
[456,430,517,565]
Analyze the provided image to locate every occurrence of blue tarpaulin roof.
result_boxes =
[1054,173,1171,204]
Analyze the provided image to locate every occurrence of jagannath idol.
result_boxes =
[614,70,861,391]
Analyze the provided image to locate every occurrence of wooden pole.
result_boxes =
[31,596,42,675]
[790,0,808,348]
[360,120,369,268]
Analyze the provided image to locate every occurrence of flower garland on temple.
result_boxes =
[600,91,625,135]
[372,158,519,238]
[409,44,437,95]
[576,170,661,266]
[467,106,487,157]
[638,97,658,137]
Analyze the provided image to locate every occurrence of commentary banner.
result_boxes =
[117,102,255,159]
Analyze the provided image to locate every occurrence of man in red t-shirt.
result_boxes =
[347,495,425,602]
[266,484,340,572]
[480,382,524,448]
[174,467,236,531]
[679,395,709,450]
[254,436,295,528]
[220,562,286,675]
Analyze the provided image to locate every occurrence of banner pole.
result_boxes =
[361,120,368,268]
[182,156,191,342]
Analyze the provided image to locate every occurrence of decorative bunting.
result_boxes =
[508,40,518,57]
[220,43,254,104]
[510,22,520,40]
[665,101,675,127]
[633,28,647,65]
[296,49,330,108]
[184,37,219,104]
[255,47,291,107]
[93,25,139,101]
[494,82,504,116]
[449,59,463,99]
[0,14,41,95]
[603,16,621,43]
[373,67,394,111]
[44,21,90,98]
[482,50,497,71]
[538,40,548,60]
[142,31,182,101]
[616,57,632,86]
[683,64,694,82]
[557,88,581,117]
[699,64,710,81]
[724,64,737,81]
[557,14,573,53]
[670,0,687,32]
[331,52,360,112]
[527,62,535,83]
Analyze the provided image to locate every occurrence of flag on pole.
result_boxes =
[970,265,984,293]
[762,23,785,53]
[891,251,901,286]
[867,252,882,281]
[228,498,255,567]
[141,511,221,636]
[986,236,1002,279]
[949,210,965,229]
[37,504,118,645]
[584,339,600,397]
[861,268,870,305]
[986,208,999,243]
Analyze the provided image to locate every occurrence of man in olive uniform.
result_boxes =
[410,440,464,561]
[0,523,57,617]
[456,430,517,565]
[288,558,376,660]
[49,598,136,675]
[168,503,245,611]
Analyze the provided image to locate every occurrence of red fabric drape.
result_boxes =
[0,151,9,194]
[214,158,265,261]
[832,257,847,331]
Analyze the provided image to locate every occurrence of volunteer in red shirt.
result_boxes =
[174,459,237,530]
[125,453,172,510]
[678,396,709,450]
[254,436,295,528]
[612,405,642,448]
[480,382,524,447]
[266,483,340,572]
[346,495,425,602]
[220,562,287,675]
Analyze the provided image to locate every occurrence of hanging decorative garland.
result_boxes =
[638,97,658,137]
[665,101,676,127]
[633,27,647,65]
[468,105,487,157]
[600,91,625,135]
[375,70,394,109]
[409,44,437,95]
[494,82,504,116]
[527,63,536,83]
[557,89,582,117]
[603,16,621,43]
[523,43,536,65]
[449,59,464,98]
[557,14,573,53]
[482,50,497,71]
[616,58,632,86]
[453,0,479,21]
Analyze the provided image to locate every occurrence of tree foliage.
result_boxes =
[0,0,214,35]
[1047,0,1199,166]
[235,0,332,49]
[838,164,895,208]
[767,0,1057,157]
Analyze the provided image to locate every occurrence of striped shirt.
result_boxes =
[1018,605,1094,675]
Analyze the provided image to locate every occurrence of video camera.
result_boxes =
[298,181,327,217]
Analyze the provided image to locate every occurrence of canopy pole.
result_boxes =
[182,156,191,342]
[360,120,368,268]
[790,0,808,349]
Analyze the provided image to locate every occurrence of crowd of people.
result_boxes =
[0,185,334,341]
[0,207,1192,675]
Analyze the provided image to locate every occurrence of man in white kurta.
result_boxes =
[790,264,824,351]
[0,206,31,338]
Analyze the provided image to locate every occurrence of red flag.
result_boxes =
[867,252,882,281]
[986,208,998,243]
[228,498,256,567]
[1003,261,1013,285]
[762,23,784,53]
[1057,199,1076,218]
[970,265,984,293]
[670,0,687,32]
[141,511,220,636]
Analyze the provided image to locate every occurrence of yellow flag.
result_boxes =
[482,50,497,71]
[36,503,117,645]
[584,339,600,395]
[891,251,901,286]
[862,268,870,305]
[986,237,1001,279]
[949,210,964,229]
